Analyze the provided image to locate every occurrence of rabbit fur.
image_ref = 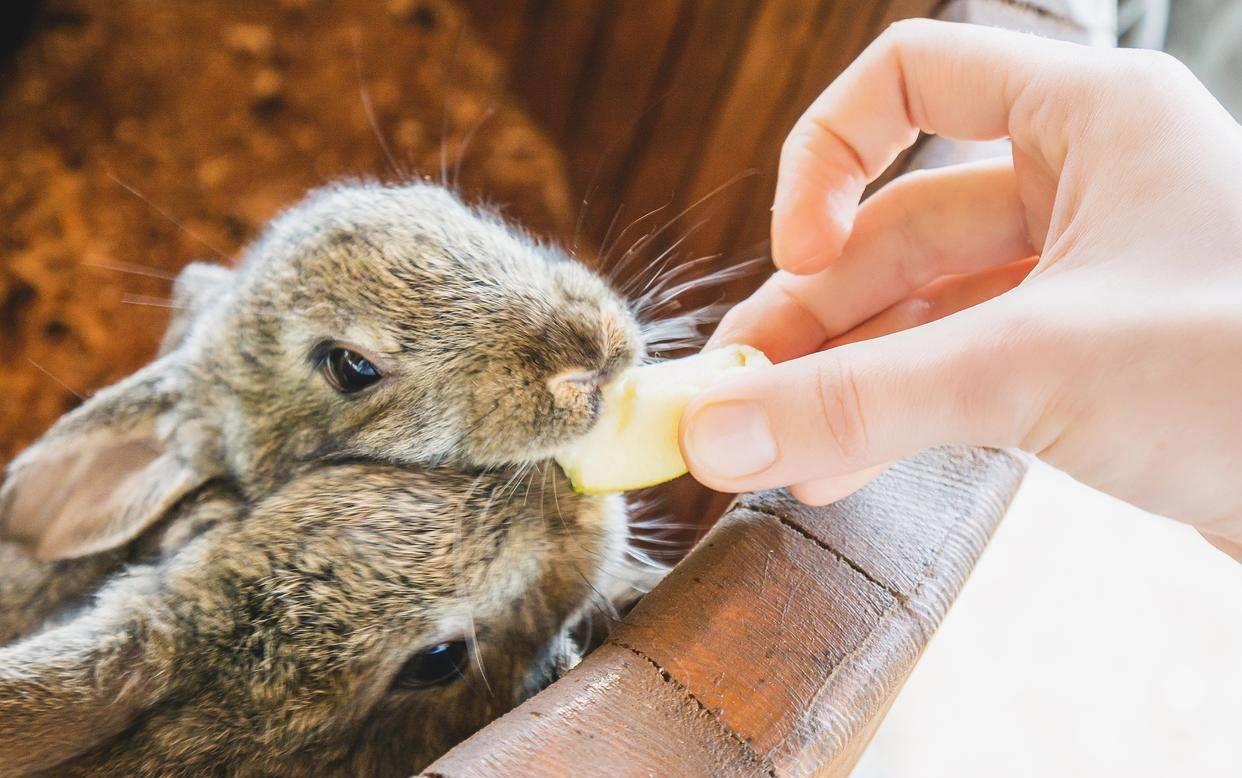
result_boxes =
[0,462,629,775]
[0,181,656,775]
[0,181,643,561]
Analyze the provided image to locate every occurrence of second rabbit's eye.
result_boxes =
[391,641,470,690]
[319,346,383,394]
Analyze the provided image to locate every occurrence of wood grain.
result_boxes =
[430,1,1116,774]
[611,507,897,754]
[425,448,1027,776]
[465,0,943,279]
[426,643,773,777]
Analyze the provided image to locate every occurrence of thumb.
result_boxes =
[680,299,1049,493]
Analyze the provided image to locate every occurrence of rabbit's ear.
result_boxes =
[0,359,221,561]
[158,261,235,356]
[0,583,168,773]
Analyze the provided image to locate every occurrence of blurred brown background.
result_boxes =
[0,0,937,530]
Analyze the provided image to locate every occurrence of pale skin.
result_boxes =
[679,20,1242,562]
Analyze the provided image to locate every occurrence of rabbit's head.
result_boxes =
[1,182,643,559]
[0,462,628,776]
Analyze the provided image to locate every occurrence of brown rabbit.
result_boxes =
[0,179,690,775]
[0,181,647,561]
[0,459,633,776]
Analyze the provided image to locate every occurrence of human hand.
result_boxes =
[679,20,1242,558]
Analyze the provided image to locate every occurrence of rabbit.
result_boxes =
[0,180,647,562]
[0,457,631,777]
[0,179,674,775]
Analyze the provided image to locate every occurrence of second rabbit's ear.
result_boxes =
[0,358,221,561]
[158,261,235,356]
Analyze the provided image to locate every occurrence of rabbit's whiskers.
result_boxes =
[121,293,182,309]
[438,22,466,190]
[602,168,757,286]
[457,467,495,698]
[637,252,769,316]
[106,171,229,258]
[26,358,85,401]
[617,218,710,301]
[86,258,179,281]
[568,83,676,261]
[596,195,674,274]
[352,33,405,181]
[450,101,497,192]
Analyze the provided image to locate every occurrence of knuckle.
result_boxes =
[880,17,935,47]
[1128,48,1191,79]
[780,122,816,160]
[1104,49,1194,108]
[813,353,873,468]
[769,274,823,324]
[785,121,845,174]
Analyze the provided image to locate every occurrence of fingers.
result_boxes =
[703,257,1036,503]
[826,257,1037,348]
[711,158,1033,361]
[682,296,1047,493]
[1201,531,1242,564]
[773,18,1089,274]
[788,463,889,506]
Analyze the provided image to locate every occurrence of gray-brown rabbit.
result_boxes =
[0,181,645,561]
[0,179,693,774]
[0,460,630,776]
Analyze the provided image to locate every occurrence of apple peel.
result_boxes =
[555,345,771,494]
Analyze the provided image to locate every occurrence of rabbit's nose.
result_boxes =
[547,369,604,422]
[547,369,601,397]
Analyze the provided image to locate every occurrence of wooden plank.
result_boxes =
[610,0,762,249]
[611,507,897,754]
[424,643,774,777]
[674,0,839,267]
[424,447,1027,777]
[563,0,693,248]
[737,447,1021,602]
[469,0,610,144]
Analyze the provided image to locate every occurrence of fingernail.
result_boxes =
[685,401,778,479]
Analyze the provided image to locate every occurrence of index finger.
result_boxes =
[774,18,1089,274]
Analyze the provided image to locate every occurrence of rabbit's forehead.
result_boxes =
[255,187,600,311]
[235,183,632,358]
[279,186,541,274]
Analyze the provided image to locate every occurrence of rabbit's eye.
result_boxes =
[392,641,470,690]
[318,346,383,394]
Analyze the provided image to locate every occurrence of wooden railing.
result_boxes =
[427,448,1025,776]
[426,1,1113,775]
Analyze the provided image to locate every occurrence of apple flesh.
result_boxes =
[555,345,771,494]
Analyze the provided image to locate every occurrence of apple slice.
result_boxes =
[555,345,771,494]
